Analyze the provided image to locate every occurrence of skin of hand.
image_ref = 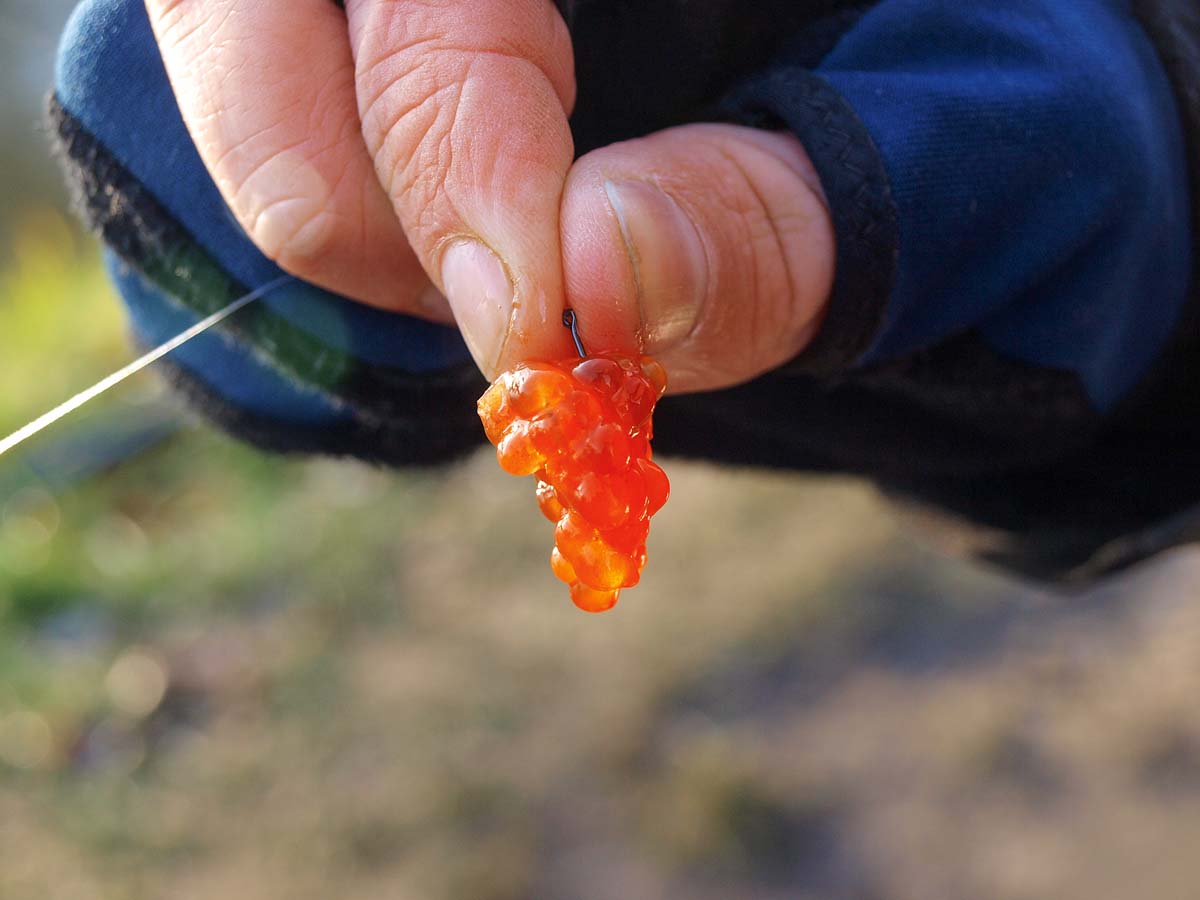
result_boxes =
[145,0,835,394]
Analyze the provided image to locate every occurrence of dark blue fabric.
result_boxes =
[55,0,472,375]
[815,0,1193,410]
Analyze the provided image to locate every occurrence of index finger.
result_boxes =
[346,0,578,377]
[146,0,441,316]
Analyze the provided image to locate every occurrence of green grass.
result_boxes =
[3,212,1200,900]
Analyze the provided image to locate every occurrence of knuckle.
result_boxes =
[356,16,463,154]
[354,5,574,247]
[701,140,828,364]
[253,199,337,271]
[226,147,337,267]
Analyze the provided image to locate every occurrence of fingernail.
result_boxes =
[604,179,707,353]
[440,240,514,375]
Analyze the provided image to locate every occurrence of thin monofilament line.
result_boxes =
[0,275,293,458]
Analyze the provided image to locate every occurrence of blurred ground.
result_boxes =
[5,3,1200,899]
[3,219,1200,900]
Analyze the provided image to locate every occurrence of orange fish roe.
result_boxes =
[477,352,669,612]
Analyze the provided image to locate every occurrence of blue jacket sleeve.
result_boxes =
[724,0,1193,413]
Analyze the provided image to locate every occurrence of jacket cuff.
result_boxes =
[719,69,899,376]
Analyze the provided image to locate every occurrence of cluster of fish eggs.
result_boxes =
[477,353,669,612]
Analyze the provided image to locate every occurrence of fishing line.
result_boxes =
[0,274,294,458]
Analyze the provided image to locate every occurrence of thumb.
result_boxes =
[560,123,835,393]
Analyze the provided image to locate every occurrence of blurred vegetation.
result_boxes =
[4,4,1200,899]
[4,212,1200,900]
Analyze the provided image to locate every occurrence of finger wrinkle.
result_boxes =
[716,145,795,328]
[259,200,335,262]
[155,3,237,51]
[354,8,572,110]
[382,80,463,202]
[227,135,310,197]
[362,67,457,158]
[207,118,289,173]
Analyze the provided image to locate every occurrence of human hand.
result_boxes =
[146,0,835,393]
